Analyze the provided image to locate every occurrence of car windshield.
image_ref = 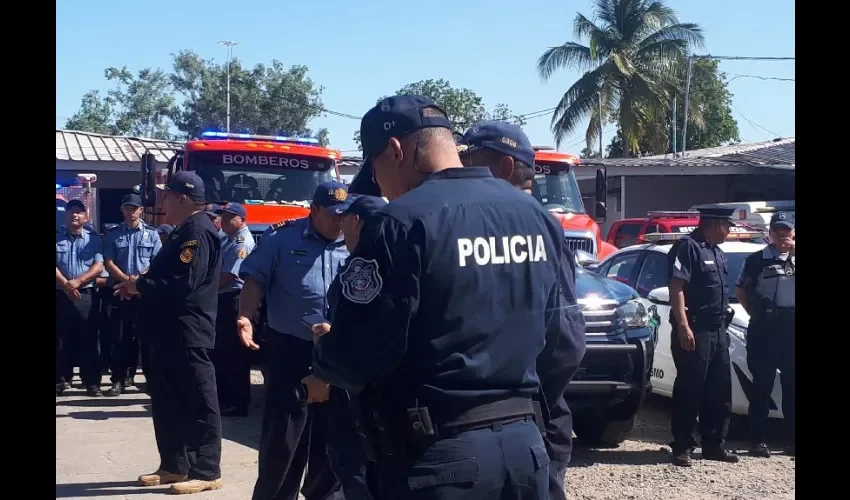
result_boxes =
[530,161,585,214]
[188,151,336,203]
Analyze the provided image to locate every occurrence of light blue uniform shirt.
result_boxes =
[56,227,104,290]
[239,217,349,341]
[220,226,256,294]
[104,222,162,277]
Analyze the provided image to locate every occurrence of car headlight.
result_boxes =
[727,324,747,345]
[614,299,649,329]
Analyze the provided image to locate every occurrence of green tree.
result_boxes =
[64,90,115,135]
[536,0,704,155]
[170,50,329,144]
[579,146,600,159]
[605,59,740,157]
[352,78,525,150]
[65,67,178,139]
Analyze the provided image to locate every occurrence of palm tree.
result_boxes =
[537,0,705,155]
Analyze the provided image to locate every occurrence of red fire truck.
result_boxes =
[531,148,616,261]
[139,132,343,241]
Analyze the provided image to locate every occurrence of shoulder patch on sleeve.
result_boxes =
[179,247,195,264]
[340,257,383,305]
[180,239,199,249]
[237,247,248,260]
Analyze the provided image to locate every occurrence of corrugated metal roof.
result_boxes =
[583,138,794,170]
[56,130,184,164]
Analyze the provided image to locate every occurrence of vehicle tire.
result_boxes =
[573,413,637,447]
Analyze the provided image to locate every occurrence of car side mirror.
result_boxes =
[647,287,670,305]
[574,249,599,268]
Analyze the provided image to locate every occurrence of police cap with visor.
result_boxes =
[695,204,736,224]
[164,171,206,201]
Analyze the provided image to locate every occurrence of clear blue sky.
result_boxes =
[56,0,795,154]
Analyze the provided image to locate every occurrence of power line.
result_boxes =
[727,72,795,83]
[730,104,782,140]
[695,55,795,61]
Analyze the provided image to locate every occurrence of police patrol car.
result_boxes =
[592,231,784,419]
[567,250,660,446]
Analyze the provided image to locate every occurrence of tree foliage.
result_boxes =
[536,0,705,155]
[64,52,329,145]
[65,67,178,139]
[605,59,740,157]
[352,78,525,150]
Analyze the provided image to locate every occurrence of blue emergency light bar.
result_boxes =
[200,131,320,145]
[56,184,61,189]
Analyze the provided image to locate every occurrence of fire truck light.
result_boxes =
[200,131,320,145]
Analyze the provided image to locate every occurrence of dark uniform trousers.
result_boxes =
[56,288,101,387]
[670,322,732,452]
[547,460,569,500]
[253,331,340,500]
[371,419,549,500]
[213,291,251,410]
[147,341,222,480]
[109,296,141,384]
[747,308,795,445]
[97,287,117,373]
[327,387,374,500]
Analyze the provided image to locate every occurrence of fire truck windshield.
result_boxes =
[188,151,336,203]
[530,162,585,214]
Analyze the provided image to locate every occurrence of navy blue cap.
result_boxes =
[121,193,142,207]
[156,224,174,235]
[349,157,382,196]
[696,204,735,224]
[313,181,351,215]
[460,121,535,167]
[222,202,247,218]
[343,195,387,219]
[164,171,206,201]
[359,95,453,158]
[770,211,794,229]
[66,199,86,211]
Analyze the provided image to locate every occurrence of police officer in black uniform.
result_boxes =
[736,212,795,457]
[459,120,583,500]
[667,205,740,467]
[313,95,585,500]
[113,171,224,495]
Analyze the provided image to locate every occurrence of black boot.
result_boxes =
[702,447,740,463]
[104,382,124,397]
[749,442,770,458]
[86,385,103,397]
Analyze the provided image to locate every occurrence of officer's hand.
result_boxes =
[301,375,330,403]
[311,322,331,343]
[64,279,81,292]
[678,325,696,351]
[65,288,82,301]
[237,316,260,350]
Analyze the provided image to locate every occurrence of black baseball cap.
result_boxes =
[348,157,382,196]
[460,121,535,167]
[121,193,142,207]
[359,95,453,159]
[156,224,174,235]
[770,211,794,230]
[66,199,86,211]
[343,195,387,219]
[164,171,206,202]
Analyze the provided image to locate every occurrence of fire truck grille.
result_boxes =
[565,236,594,255]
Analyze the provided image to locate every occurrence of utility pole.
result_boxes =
[681,56,694,157]
[598,92,604,158]
[671,96,677,157]
[218,40,238,133]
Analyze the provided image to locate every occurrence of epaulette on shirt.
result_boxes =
[270,219,298,231]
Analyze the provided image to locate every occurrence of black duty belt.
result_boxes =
[434,396,535,436]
